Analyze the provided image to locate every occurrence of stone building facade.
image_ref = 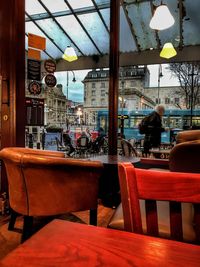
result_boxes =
[82,66,155,126]
[144,86,185,110]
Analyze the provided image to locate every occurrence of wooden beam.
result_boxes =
[108,0,120,155]
[55,45,200,71]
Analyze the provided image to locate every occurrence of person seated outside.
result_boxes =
[63,130,75,156]
[142,105,166,157]
[91,127,106,153]
[76,131,90,148]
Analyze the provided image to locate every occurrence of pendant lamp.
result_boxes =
[160,43,177,59]
[62,46,78,62]
[149,4,175,30]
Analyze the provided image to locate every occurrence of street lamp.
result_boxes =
[189,63,199,128]
[119,79,126,136]
[66,70,76,129]
[77,107,82,125]
[157,64,163,104]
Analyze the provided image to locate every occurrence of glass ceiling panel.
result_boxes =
[67,0,93,9]
[25,0,46,15]
[127,2,157,50]
[94,0,110,5]
[99,8,110,30]
[36,18,78,54]
[57,15,99,55]
[41,0,69,13]
[157,1,179,48]
[26,21,62,59]
[183,0,200,46]
[120,7,137,53]
[78,12,109,53]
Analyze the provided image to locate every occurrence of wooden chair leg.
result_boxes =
[21,216,33,243]
[89,209,97,226]
[8,209,18,231]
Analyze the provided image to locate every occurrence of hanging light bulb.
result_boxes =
[160,43,177,59]
[62,46,78,62]
[149,4,175,30]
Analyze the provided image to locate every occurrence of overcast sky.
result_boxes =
[55,64,180,102]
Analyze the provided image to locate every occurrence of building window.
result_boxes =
[175,98,179,104]
[101,73,107,77]
[156,98,160,104]
[92,90,96,96]
[91,99,96,106]
[165,98,170,104]
[101,82,105,88]
[92,82,96,88]
[92,73,97,78]
[101,98,106,106]
[130,81,136,87]
[101,90,106,96]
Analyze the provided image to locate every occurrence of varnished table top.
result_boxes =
[1,219,200,267]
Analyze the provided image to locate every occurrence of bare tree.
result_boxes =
[168,62,200,109]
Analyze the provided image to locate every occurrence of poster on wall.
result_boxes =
[26,98,44,126]
[27,59,41,81]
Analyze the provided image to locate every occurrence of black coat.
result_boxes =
[144,111,165,148]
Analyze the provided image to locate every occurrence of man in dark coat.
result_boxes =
[143,105,165,156]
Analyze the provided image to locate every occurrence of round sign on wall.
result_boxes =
[45,74,57,87]
[28,81,42,95]
[44,60,56,73]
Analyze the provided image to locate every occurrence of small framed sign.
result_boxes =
[45,74,57,87]
[44,60,56,73]
[28,81,42,95]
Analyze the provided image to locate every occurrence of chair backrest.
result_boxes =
[169,140,200,173]
[176,130,200,144]
[0,147,103,217]
[118,162,200,242]
[121,139,138,157]
[78,136,89,147]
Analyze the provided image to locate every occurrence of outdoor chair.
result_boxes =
[121,139,138,157]
[55,137,67,151]
[118,163,200,243]
[75,136,90,157]
[0,147,103,242]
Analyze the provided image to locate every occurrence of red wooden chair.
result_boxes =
[118,162,200,243]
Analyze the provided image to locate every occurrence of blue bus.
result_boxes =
[97,109,200,143]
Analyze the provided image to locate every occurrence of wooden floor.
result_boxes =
[0,205,115,260]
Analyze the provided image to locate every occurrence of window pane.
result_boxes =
[67,0,93,9]
[26,0,46,15]
[41,0,69,13]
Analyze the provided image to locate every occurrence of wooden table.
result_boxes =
[88,155,140,207]
[1,219,200,267]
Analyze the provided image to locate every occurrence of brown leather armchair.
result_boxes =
[2,147,66,231]
[0,147,103,242]
[176,129,200,144]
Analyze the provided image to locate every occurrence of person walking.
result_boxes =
[142,105,165,157]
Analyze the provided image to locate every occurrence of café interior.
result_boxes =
[1,0,200,266]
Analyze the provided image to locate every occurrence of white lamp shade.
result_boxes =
[149,5,175,30]
[160,43,177,59]
[62,46,78,62]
